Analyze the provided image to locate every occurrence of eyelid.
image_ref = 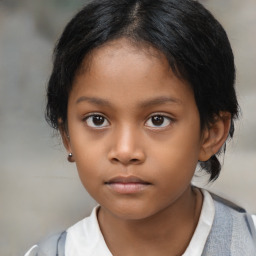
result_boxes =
[82,112,107,119]
[146,112,174,121]
[83,112,110,128]
[145,113,174,128]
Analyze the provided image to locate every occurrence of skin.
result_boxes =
[61,38,231,255]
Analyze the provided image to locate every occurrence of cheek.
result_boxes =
[149,129,201,180]
[148,146,198,203]
[74,155,105,201]
[70,137,105,183]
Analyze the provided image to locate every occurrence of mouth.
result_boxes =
[105,175,151,194]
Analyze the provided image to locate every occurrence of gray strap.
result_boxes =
[202,195,256,256]
[34,231,67,256]
[202,198,233,256]
[57,231,67,256]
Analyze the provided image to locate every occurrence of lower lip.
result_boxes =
[106,183,150,194]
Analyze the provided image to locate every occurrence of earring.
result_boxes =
[67,153,73,162]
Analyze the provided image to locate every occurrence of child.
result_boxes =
[25,0,256,255]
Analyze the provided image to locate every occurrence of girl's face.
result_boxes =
[64,38,206,220]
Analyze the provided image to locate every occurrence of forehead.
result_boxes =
[77,38,170,77]
[70,38,194,108]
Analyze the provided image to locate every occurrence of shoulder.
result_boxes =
[24,231,66,256]
[203,192,256,255]
[210,192,256,235]
[24,207,99,256]
[65,206,113,255]
[210,192,246,212]
[211,192,256,229]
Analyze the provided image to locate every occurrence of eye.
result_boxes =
[145,115,172,128]
[84,114,109,128]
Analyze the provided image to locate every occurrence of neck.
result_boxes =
[98,186,203,256]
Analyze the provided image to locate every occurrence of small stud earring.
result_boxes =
[68,153,73,162]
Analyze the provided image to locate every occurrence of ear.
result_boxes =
[58,119,75,163]
[199,112,231,162]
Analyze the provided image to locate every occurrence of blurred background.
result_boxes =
[0,0,255,255]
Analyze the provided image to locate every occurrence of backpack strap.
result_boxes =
[26,231,67,256]
[56,231,67,256]
[202,194,256,256]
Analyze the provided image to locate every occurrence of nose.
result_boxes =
[108,125,146,165]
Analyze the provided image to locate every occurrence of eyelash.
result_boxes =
[83,113,174,129]
[83,113,110,128]
[145,114,173,128]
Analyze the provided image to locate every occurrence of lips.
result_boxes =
[105,176,151,194]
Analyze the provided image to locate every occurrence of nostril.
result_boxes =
[112,158,119,163]
[110,157,140,165]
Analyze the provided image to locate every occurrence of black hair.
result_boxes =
[46,0,239,181]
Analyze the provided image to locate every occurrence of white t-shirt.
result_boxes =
[25,189,256,256]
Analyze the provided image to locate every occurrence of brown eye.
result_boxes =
[152,116,164,126]
[145,115,172,128]
[93,115,105,125]
[85,114,109,128]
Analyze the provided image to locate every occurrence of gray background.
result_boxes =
[0,0,255,255]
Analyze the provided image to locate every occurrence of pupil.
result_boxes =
[93,115,104,125]
[152,116,164,126]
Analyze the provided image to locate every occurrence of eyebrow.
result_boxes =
[76,96,111,106]
[138,96,182,108]
[76,96,182,108]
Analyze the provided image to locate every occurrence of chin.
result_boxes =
[102,202,160,222]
